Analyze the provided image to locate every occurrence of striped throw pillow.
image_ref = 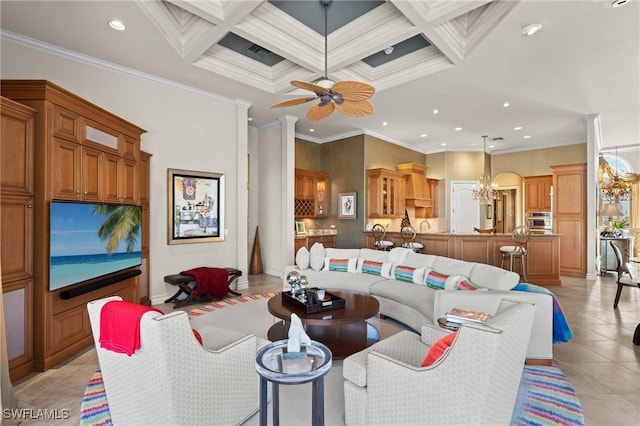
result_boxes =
[457,278,480,291]
[323,258,357,273]
[425,270,448,290]
[361,260,383,276]
[394,265,425,284]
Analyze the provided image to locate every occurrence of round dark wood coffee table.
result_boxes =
[267,289,380,360]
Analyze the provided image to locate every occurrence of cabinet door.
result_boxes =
[542,180,553,211]
[52,137,81,200]
[120,158,138,204]
[80,146,103,201]
[104,152,121,203]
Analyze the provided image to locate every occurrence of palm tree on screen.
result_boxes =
[92,204,142,254]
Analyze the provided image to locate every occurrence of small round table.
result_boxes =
[255,340,332,426]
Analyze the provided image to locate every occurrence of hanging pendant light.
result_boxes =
[600,147,632,202]
[472,135,500,203]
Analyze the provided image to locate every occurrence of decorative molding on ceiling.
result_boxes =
[137,0,518,94]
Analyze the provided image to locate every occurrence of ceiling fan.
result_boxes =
[271,0,375,122]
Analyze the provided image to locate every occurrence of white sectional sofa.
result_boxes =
[283,246,554,362]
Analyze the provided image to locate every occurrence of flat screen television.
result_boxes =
[49,201,142,292]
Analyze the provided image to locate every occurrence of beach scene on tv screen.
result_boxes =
[49,202,142,291]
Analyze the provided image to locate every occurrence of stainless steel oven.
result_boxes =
[526,211,552,233]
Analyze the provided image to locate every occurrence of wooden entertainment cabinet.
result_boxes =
[1,81,150,380]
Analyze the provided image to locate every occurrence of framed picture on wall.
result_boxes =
[168,168,225,244]
[295,221,306,235]
[338,192,357,219]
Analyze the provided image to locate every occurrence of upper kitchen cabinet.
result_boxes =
[396,163,438,218]
[294,168,328,218]
[367,168,406,218]
[524,175,552,212]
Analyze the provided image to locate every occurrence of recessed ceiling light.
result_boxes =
[382,122,388,126]
[384,46,394,55]
[522,23,542,36]
[247,117,253,122]
[514,126,522,130]
[420,134,428,138]
[441,143,447,146]
[309,128,314,132]
[108,20,126,31]
[611,0,629,7]
[523,135,531,139]
[489,145,495,148]
[455,127,462,131]
[433,109,439,114]
[503,102,510,108]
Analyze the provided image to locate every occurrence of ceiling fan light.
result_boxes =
[316,78,334,89]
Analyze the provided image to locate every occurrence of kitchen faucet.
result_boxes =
[420,220,431,233]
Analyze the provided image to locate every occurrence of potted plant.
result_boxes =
[612,219,630,237]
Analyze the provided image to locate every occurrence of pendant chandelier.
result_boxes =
[600,148,632,202]
[472,135,500,203]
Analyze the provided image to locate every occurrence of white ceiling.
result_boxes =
[1,0,638,154]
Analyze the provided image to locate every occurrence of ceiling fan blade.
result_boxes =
[271,97,316,108]
[291,80,330,95]
[335,99,374,117]
[307,102,335,121]
[332,81,375,101]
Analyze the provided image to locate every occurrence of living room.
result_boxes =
[1,0,639,424]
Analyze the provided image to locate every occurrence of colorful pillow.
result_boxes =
[323,257,357,273]
[192,329,203,345]
[393,265,425,284]
[295,246,310,270]
[421,332,457,367]
[425,270,448,290]
[457,278,480,291]
[358,259,392,278]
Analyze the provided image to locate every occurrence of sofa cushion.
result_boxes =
[359,248,390,263]
[421,331,457,367]
[357,259,392,278]
[370,279,437,323]
[388,247,412,264]
[309,243,325,271]
[393,265,425,284]
[469,263,519,291]
[295,246,310,270]
[325,248,361,260]
[401,251,437,269]
[323,257,357,273]
[432,256,475,278]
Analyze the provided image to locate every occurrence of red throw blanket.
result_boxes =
[180,267,229,299]
[99,301,163,356]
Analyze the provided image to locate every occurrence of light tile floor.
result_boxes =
[10,272,640,425]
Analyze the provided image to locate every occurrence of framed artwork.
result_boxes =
[295,221,306,235]
[338,192,357,219]
[168,168,225,244]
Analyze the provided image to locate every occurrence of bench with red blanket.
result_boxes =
[164,267,242,308]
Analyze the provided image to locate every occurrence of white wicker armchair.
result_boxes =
[87,296,263,425]
[343,300,535,426]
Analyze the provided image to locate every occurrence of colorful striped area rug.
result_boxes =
[184,292,276,317]
[80,365,583,425]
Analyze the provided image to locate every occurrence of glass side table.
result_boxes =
[255,339,332,426]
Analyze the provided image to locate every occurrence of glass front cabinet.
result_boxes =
[367,168,406,218]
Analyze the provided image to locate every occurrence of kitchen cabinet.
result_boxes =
[293,234,336,262]
[524,175,552,212]
[552,164,586,277]
[295,168,328,218]
[367,168,406,218]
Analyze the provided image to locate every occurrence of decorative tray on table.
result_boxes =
[282,290,345,314]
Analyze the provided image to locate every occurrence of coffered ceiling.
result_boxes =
[1,0,639,154]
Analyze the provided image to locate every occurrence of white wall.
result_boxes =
[1,37,250,304]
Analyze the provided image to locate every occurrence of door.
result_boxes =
[451,182,479,233]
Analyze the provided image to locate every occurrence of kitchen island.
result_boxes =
[364,231,560,286]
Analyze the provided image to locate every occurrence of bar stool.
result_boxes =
[500,226,530,282]
[401,225,423,253]
[372,224,394,251]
